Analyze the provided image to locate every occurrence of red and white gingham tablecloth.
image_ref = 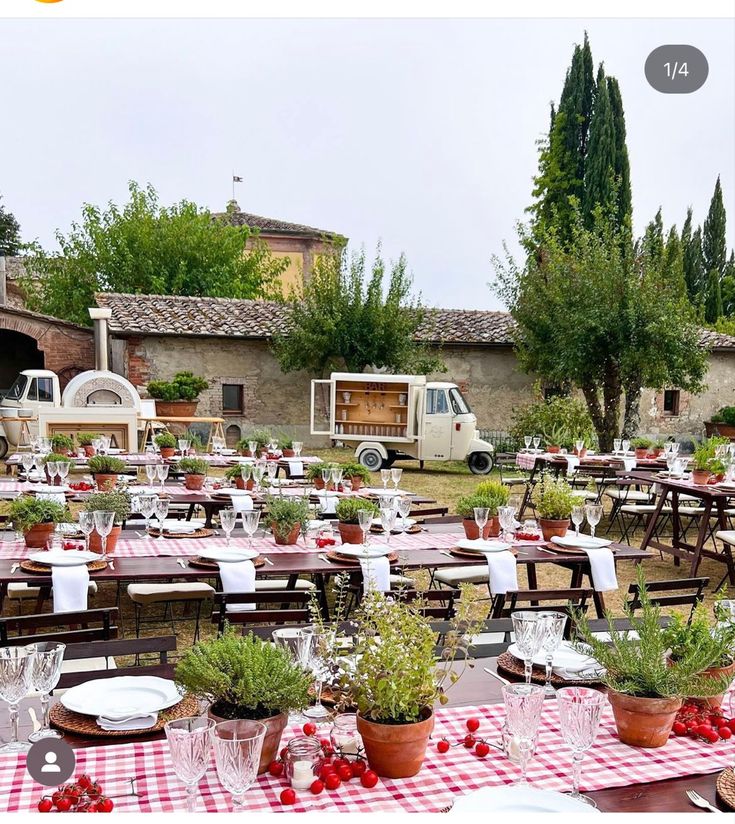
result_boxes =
[1,698,733,813]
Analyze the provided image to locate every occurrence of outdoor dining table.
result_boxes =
[0,655,730,812]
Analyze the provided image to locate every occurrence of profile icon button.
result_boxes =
[26,739,75,786]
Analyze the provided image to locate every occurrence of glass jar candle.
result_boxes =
[330,713,363,759]
[284,736,323,789]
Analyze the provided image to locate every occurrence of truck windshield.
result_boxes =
[449,387,471,414]
[4,374,28,401]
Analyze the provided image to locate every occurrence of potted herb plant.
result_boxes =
[574,569,731,748]
[531,476,581,540]
[50,433,75,456]
[651,439,666,458]
[87,455,126,492]
[335,498,379,544]
[236,429,272,458]
[278,435,295,458]
[631,437,654,459]
[9,496,69,548]
[475,479,511,536]
[177,457,208,491]
[175,629,312,774]
[351,588,484,778]
[224,464,251,491]
[544,422,569,454]
[77,432,100,457]
[42,453,72,485]
[267,496,310,545]
[82,491,131,555]
[341,462,371,492]
[456,493,498,539]
[147,371,209,418]
[706,406,735,439]
[154,432,177,459]
[307,462,331,490]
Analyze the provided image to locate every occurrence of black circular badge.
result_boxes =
[26,739,76,787]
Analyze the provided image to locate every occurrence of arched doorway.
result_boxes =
[0,329,44,395]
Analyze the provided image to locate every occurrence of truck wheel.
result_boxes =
[0,437,7,460]
[468,451,493,475]
[358,448,385,472]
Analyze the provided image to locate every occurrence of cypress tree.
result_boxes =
[662,226,687,297]
[704,267,724,323]
[583,65,617,223]
[607,76,632,228]
[722,250,735,316]
[703,176,728,278]
[642,208,665,263]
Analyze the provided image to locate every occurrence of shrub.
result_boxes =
[9,496,69,532]
[510,396,597,451]
[631,437,654,449]
[692,437,730,471]
[177,457,208,475]
[88,455,126,474]
[277,435,294,450]
[711,406,735,426]
[267,496,310,541]
[663,604,735,670]
[50,434,74,453]
[147,371,208,402]
[475,479,511,513]
[335,498,379,524]
[531,476,582,520]
[154,432,177,449]
[175,629,312,719]
[83,491,131,525]
[76,432,99,446]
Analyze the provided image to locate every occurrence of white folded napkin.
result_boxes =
[52,565,90,613]
[288,460,304,476]
[359,556,391,594]
[218,560,256,611]
[317,493,337,514]
[484,550,518,595]
[622,457,637,471]
[553,664,604,681]
[36,492,67,505]
[581,547,618,591]
[564,455,580,476]
[231,495,254,514]
[96,713,158,731]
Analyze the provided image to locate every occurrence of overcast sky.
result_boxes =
[1,17,733,309]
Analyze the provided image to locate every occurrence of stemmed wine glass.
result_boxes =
[292,442,303,458]
[380,469,391,490]
[177,439,189,457]
[532,436,541,452]
[156,463,169,492]
[266,461,278,484]
[390,467,403,491]
[524,435,532,451]
[321,467,332,491]
[379,506,396,547]
[241,510,261,551]
[92,510,116,557]
[78,510,96,553]
[502,682,545,786]
[473,506,489,540]
[331,467,343,491]
[574,439,584,456]
[498,505,516,542]
[154,498,170,540]
[138,494,157,533]
[571,505,585,538]
[0,646,35,753]
[165,716,214,813]
[621,439,630,455]
[670,441,680,456]
[557,687,606,807]
[212,720,266,810]
[220,508,237,548]
[248,440,258,458]
[56,461,71,487]
[45,460,58,487]
[145,463,157,489]
[511,611,545,684]
[358,509,372,546]
[240,464,252,488]
[251,463,265,492]
[397,497,411,533]
[21,453,34,481]
[538,612,567,694]
[26,641,66,741]
[298,627,332,721]
[584,504,603,538]
[613,439,621,455]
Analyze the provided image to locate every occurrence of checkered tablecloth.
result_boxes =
[1,698,733,813]
[0,481,24,498]
[515,452,545,471]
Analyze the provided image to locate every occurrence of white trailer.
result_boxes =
[310,372,494,473]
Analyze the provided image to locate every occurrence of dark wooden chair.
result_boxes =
[626,577,709,622]
[57,635,177,689]
[431,617,515,659]
[0,607,119,645]
[571,615,673,641]
[212,591,312,635]
[394,588,460,620]
[490,587,593,628]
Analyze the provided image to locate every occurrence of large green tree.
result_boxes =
[681,208,706,303]
[703,176,728,280]
[20,182,287,326]
[582,66,617,223]
[493,204,707,451]
[272,247,444,376]
[722,250,735,316]
[704,266,724,323]
[606,76,632,230]
[0,194,21,256]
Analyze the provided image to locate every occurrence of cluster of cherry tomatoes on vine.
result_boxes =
[671,704,735,743]
[36,774,114,813]
[436,717,494,759]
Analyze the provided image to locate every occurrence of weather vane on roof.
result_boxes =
[232,172,243,204]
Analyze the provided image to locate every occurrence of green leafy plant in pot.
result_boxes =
[335,498,378,544]
[630,437,654,459]
[530,476,582,541]
[154,431,177,458]
[76,432,100,457]
[461,479,511,538]
[87,455,126,492]
[277,435,295,457]
[237,429,273,458]
[307,461,333,490]
[177,457,209,491]
[9,496,69,548]
[341,461,371,491]
[225,464,252,490]
[175,629,312,774]
[50,433,75,455]
[573,567,731,748]
[267,495,310,545]
[350,587,484,778]
[42,453,73,486]
[147,371,209,419]
[82,491,131,555]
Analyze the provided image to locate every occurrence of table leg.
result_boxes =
[526,563,538,599]
[689,498,713,577]
[592,590,606,618]
[639,485,667,552]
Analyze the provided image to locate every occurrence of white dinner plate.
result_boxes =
[215,488,253,497]
[220,449,237,455]
[551,535,612,549]
[371,517,416,528]
[28,550,100,567]
[196,547,260,563]
[106,448,123,455]
[31,484,71,494]
[450,786,601,813]
[159,519,205,533]
[507,640,598,671]
[335,544,392,559]
[363,488,410,497]
[57,523,82,535]
[61,676,183,718]
[456,538,512,553]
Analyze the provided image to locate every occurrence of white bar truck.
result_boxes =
[310,372,494,473]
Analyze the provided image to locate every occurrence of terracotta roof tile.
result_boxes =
[216,209,340,238]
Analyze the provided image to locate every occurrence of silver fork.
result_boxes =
[686,790,721,813]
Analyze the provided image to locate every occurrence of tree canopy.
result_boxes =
[20,182,287,326]
[272,246,444,376]
[0,193,21,256]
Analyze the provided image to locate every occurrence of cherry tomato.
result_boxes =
[268,760,284,777]
[303,722,317,736]
[351,760,367,777]
[475,742,490,758]
[466,718,480,733]
[310,780,324,795]
[37,799,53,813]
[325,773,342,791]
[360,770,379,789]
[437,739,450,753]
[280,788,296,805]
[56,798,73,812]
[98,798,114,813]
[719,726,732,740]
[337,764,353,782]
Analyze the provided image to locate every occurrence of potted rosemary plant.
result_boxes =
[224,464,251,490]
[9,497,69,548]
[267,496,309,545]
[77,432,100,457]
[82,491,131,554]
[335,498,379,544]
[458,480,510,539]
[631,437,654,459]
[237,429,272,458]
[154,432,177,459]
[530,476,581,540]
[50,433,75,456]
[307,462,331,490]
[42,453,72,486]
[88,455,126,492]
[177,457,208,491]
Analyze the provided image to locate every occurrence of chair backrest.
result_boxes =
[212,591,312,635]
[57,635,177,689]
[394,588,459,619]
[572,615,673,640]
[626,577,709,621]
[491,588,593,627]
[431,617,515,659]
[0,607,119,645]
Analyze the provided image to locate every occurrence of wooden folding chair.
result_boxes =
[212,591,312,635]
[490,587,593,629]
[0,607,119,645]
[626,577,708,622]
[394,588,460,619]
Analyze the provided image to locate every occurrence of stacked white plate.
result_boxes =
[507,640,602,680]
[61,676,183,722]
[551,535,612,550]
[158,519,205,534]
[215,488,253,497]
[450,787,600,813]
[371,517,416,529]
[455,538,512,554]
[31,484,71,494]
[28,550,99,566]
[335,545,392,559]
[363,488,410,497]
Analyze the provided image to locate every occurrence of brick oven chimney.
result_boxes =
[88,306,112,372]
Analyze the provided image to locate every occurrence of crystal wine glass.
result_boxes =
[379,506,396,547]
[93,510,116,556]
[21,453,34,480]
[240,464,252,487]
[571,505,585,538]
[557,687,606,806]
[0,646,35,753]
[621,439,630,455]
[26,641,65,741]
[511,611,545,684]
[397,497,411,533]
[331,467,343,490]
[220,508,237,548]
[524,435,532,451]
[248,440,258,457]
[321,467,332,491]
[298,627,332,721]
[390,467,403,491]
[154,498,170,540]
[266,461,278,483]
[502,682,545,785]
[241,509,261,551]
[177,439,189,457]
[473,506,489,540]
[78,510,95,552]
[532,436,541,451]
[211,720,266,810]
[145,463,157,489]
[56,461,71,486]
[498,505,516,542]
[357,509,372,546]
[293,441,303,458]
[45,460,58,486]
[670,441,680,456]
[164,716,214,813]
[537,612,567,694]
[574,439,584,456]
[613,439,621,454]
[138,494,157,532]
[156,463,169,492]
[584,504,603,538]
[380,469,391,490]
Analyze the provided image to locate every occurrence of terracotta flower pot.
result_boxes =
[271,522,301,546]
[314,478,326,490]
[89,524,121,555]
[246,478,255,491]
[154,400,198,419]
[538,517,569,541]
[652,448,663,457]
[462,517,499,540]
[93,473,118,492]
[23,522,55,549]
[547,445,561,454]
[207,706,288,775]
[233,476,246,490]
[357,708,434,778]
[338,522,365,545]
[349,476,363,492]
[184,474,205,491]
[692,469,711,486]
[607,690,682,748]
[635,448,649,459]
[573,447,587,458]
[159,447,175,459]
[686,659,735,709]
[83,445,95,457]
[282,449,295,458]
